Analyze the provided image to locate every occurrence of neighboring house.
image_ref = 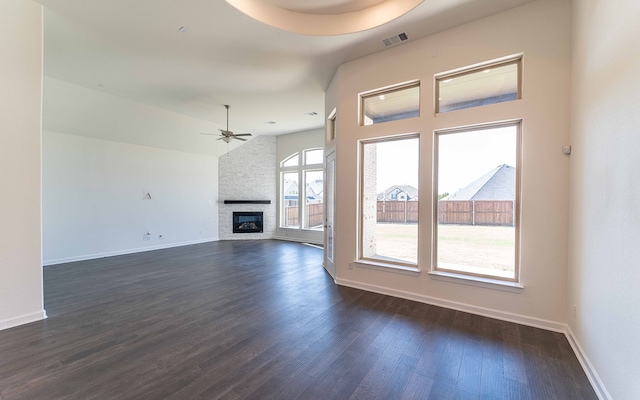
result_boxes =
[442,164,515,201]
[306,179,323,204]
[377,185,418,201]
[284,178,323,205]
[283,179,298,206]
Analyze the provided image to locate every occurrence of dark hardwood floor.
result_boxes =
[0,240,596,399]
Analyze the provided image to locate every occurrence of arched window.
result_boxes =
[279,148,324,230]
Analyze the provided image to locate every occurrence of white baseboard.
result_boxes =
[565,327,612,400]
[43,237,219,266]
[0,310,47,332]
[335,277,566,332]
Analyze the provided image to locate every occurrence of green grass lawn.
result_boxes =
[375,223,515,273]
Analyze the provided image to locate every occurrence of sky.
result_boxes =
[375,125,517,195]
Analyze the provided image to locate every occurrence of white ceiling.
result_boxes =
[37,0,534,153]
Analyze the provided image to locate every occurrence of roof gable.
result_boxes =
[443,164,515,201]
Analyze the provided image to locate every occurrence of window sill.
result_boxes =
[428,270,524,292]
[353,259,421,276]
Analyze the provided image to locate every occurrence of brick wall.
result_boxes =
[362,143,377,257]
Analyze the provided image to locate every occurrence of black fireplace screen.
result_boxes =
[233,212,264,233]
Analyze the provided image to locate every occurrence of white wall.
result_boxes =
[43,77,245,157]
[43,132,219,264]
[218,135,277,240]
[569,0,640,398]
[331,0,572,329]
[275,128,325,244]
[0,0,46,330]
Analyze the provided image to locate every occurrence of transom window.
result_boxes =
[436,56,522,113]
[360,82,420,126]
[281,153,299,168]
[304,149,323,165]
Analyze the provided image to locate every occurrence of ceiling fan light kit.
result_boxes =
[202,105,252,143]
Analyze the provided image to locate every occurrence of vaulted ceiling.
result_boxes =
[36,0,534,154]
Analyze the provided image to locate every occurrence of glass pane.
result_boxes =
[281,153,299,167]
[436,125,517,279]
[326,157,335,262]
[361,136,419,264]
[438,61,519,113]
[281,172,299,228]
[304,149,323,165]
[362,84,419,126]
[304,170,323,230]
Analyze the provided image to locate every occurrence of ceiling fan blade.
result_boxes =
[234,137,248,141]
[216,137,225,141]
[234,133,252,137]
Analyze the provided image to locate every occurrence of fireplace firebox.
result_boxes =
[233,212,264,233]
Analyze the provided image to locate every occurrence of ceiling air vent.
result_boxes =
[382,32,409,47]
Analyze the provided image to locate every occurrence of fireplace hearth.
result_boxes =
[233,212,264,233]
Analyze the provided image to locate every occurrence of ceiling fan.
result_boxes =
[201,105,252,143]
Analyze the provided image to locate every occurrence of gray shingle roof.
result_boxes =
[443,164,515,201]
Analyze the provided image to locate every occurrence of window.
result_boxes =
[279,148,324,230]
[434,122,521,281]
[436,57,521,113]
[281,171,299,228]
[281,153,299,167]
[360,82,420,126]
[360,134,419,266]
[327,108,337,142]
[304,170,323,230]
[304,149,323,165]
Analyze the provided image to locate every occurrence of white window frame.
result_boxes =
[358,133,420,269]
[435,55,522,114]
[359,81,420,126]
[278,148,324,231]
[432,120,522,283]
[327,108,337,143]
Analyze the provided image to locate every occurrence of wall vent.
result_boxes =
[382,32,409,47]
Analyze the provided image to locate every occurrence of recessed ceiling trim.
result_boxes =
[225,0,424,36]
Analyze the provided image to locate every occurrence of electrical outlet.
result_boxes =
[573,304,577,319]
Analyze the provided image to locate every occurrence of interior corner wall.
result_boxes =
[218,135,277,240]
[332,0,572,327]
[0,0,46,330]
[569,0,640,398]
[275,128,325,244]
[43,132,219,265]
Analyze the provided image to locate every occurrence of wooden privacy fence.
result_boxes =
[376,200,515,226]
[438,200,514,226]
[284,203,324,227]
[376,201,418,224]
